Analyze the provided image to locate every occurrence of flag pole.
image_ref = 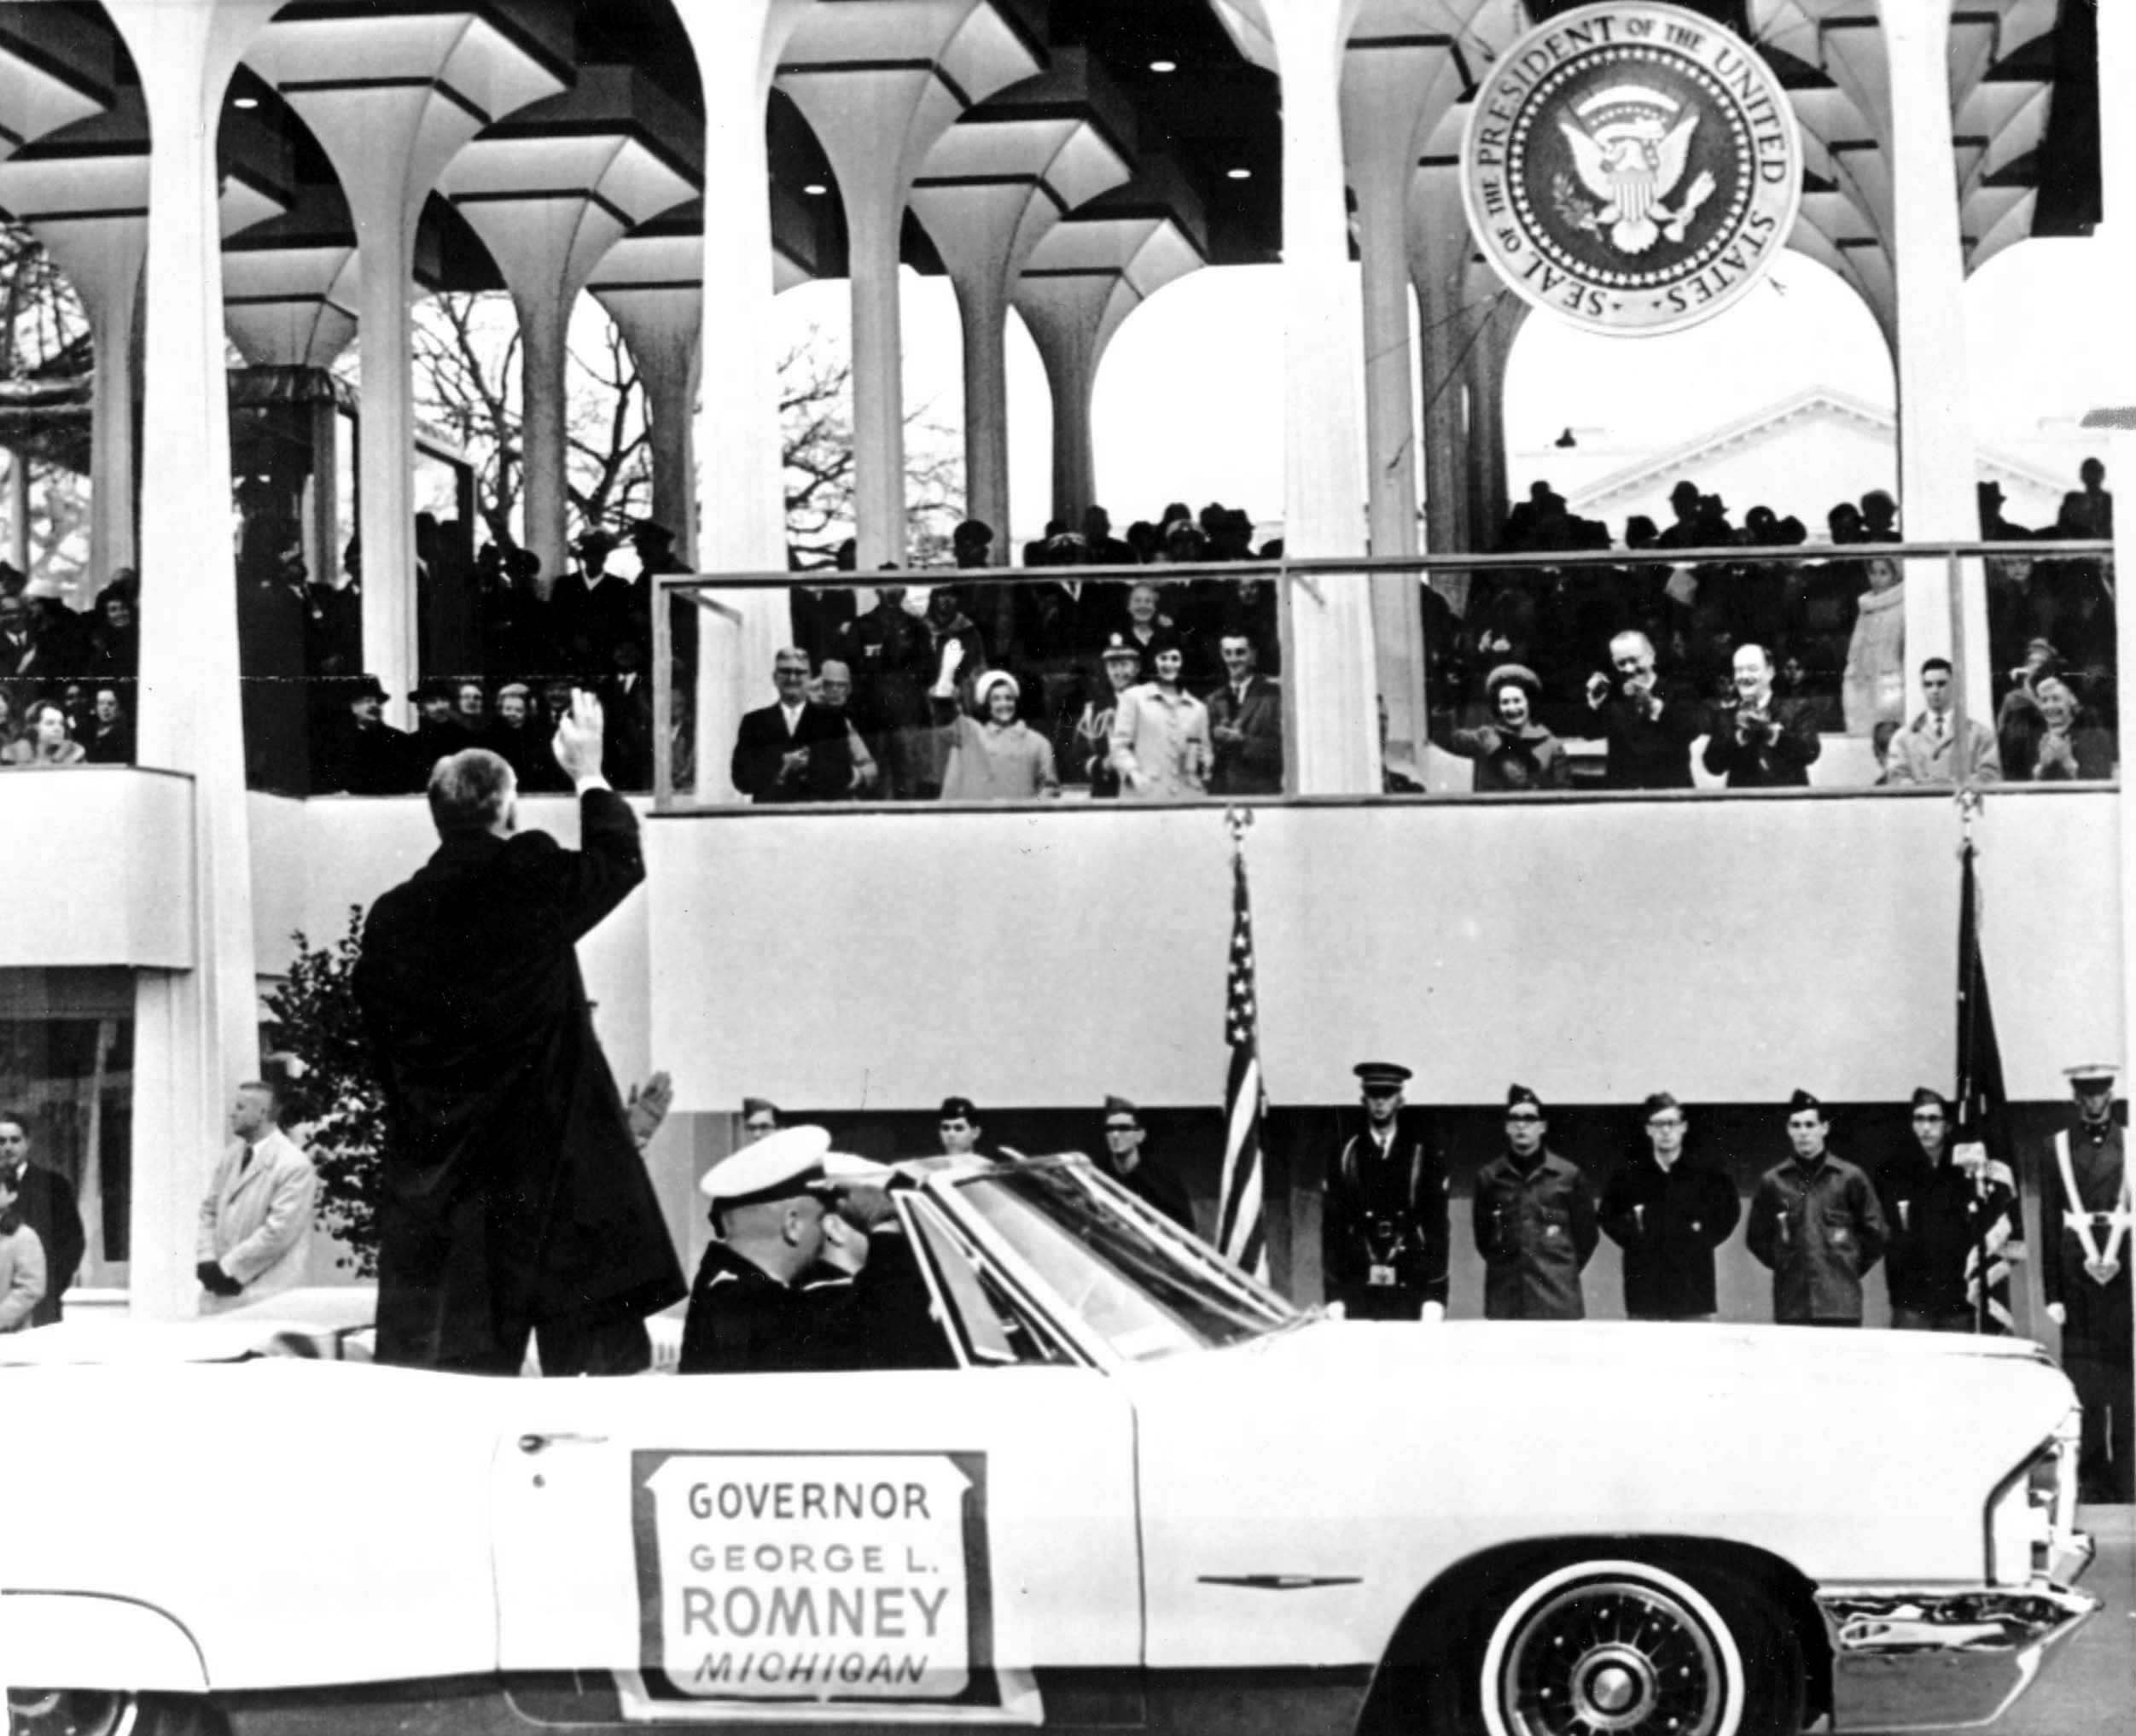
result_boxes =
[1218,806,1272,1284]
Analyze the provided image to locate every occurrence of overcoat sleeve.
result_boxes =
[0,1226,45,1331]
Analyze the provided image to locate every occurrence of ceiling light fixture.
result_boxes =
[802,182,829,196]
[232,95,260,110]
[1148,60,1177,73]
[1226,166,1252,181]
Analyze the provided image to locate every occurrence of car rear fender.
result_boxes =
[2,1591,209,1692]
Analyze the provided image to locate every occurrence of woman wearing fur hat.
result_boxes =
[1437,663,1571,791]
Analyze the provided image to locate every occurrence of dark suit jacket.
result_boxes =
[1597,686,1702,789]
[7,1160,83,1327]
[730,700,853,802]
[1702,695,1822,787]
[353,789,684,1367]
[1207,675,1284,795]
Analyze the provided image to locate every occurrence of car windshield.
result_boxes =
[952,1159,1296,1360]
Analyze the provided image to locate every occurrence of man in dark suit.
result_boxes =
[353,695,684,1374]
[730,647,854,802]
[1586,630,1701,789]
[1207,632,1283,795]
[1702,641,1821,787]
[0,1112,84,1327]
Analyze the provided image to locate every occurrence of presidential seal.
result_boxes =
[1460,2,1802,336]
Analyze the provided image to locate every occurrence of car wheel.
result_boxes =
[1471,1558,1798,1736]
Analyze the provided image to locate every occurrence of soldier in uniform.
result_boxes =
[1598,1091,1739,1321]
[1473,1085,1599,1320]
[2041,1063,2133,1501]
[678,1125,836,1375]
[1324,1062,1449,1322]
[1746,1089,1888,1326]
[1876,1086,2017,1332]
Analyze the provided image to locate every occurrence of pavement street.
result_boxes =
[1966,1504,2133,1736]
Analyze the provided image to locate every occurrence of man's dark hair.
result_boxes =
[238,1078,280,1105]
[428,749,516,836]
[1920,656,1953,677]
[0,1110,29,1139]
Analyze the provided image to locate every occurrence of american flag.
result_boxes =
[1955,838,2021,1333]
[1218,813,1269,1279]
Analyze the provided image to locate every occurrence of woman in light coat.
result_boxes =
[1109,635,1212,798]
[935,670,1060,801]
[0,1163,48,1332]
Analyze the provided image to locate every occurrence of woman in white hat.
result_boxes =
[934,667,1060,801]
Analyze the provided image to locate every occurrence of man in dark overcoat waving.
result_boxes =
[355,691,684,1374]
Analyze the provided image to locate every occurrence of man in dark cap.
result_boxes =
[938,1096,985,1157]
[1097,1096,1193,1232]
[319,673,413,795]
[678,1125,835,1375]
[1746,1091,1887,1325]
[1657,479,1706,549]
[2040,1063,2132,1500]
[354,694,684,1374]
[1472,1085,1598,1320]
[1877,1086,2017,1332]
[1324,1063,1449,1322]
[1598,1092,1740,1321]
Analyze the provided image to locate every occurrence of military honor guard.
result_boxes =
[1324,1062,1450,1322]
[1598,1091,1740,1322]
[2040,1063,2133,1501]
[1746,1090,1888,1326]
[1472,1084,1599,1320]
[1876,1086,2017,1333]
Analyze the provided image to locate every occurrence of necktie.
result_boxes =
[1934,714,1946,743]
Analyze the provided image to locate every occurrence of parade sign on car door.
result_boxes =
[629,1451,1001,1710]
[1462,2,1802,335]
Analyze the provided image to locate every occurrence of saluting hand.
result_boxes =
[552,688,607,783]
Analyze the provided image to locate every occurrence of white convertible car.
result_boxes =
[0,1156,2099,1736]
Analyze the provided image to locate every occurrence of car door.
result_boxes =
[489,1196,1142,1728]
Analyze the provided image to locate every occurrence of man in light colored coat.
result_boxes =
[196,1081,318,1314]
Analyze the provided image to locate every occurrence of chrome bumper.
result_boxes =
[1814,1571,2099,1732]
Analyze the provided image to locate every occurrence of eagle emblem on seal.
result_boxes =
[1556,85,1717,254]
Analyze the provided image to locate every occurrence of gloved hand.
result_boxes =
[197,1261,242,1298]
[939,638,966,684]
[2046,1302,2067,1326]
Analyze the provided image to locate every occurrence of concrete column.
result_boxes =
[105,0,276,1319]
[1464,297,1513,546]
[517,291,573,582]
[598,289,702,567]
[952,269,1013,551]
[779,79,932,570]
[1883,3,1991,721]
[1015,275,1120,526]
[1263,0,1376,795]
[1342,42,1430,775]
[1409,171,1472,558]
[35,223,144,597]
[2098,0,2136,1087]
[678,0,811,798]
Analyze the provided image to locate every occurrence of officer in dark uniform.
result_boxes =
[678,1125,836,1375]
[1473,1084,1599,1320]
[1097,1095,1195,1232]
[1876,1086,2017,1332]
[1324,1062,1449,1321]
[2040,1063,2133,1501]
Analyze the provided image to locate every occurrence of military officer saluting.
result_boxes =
[2041,1063,2133,1501]
[1472,1084,1599,1320]
[678,1125,838,1375]
[1324,1062,1450,1322]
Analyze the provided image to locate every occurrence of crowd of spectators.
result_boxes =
[0,561,139,770]
[303,517,689,797]
[748,497,1289,802]
[1427,458,2117,789]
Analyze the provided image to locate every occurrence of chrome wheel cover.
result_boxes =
[1482,1563,1742,1736]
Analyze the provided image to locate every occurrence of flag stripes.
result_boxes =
[1218,832,1269,1279]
